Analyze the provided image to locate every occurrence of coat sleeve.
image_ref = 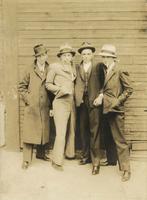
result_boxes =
[18,71,30,104]
[118,68,133,103]
[45,66,60,95]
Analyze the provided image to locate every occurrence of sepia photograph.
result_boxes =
[0,0,147,199]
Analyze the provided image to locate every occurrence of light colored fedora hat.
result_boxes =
[57,43,76,57]
[78,42,96,54]
[33,44,48,57]
[99,44,117,58]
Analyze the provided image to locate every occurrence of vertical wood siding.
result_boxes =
[0,0,4,95]
[17,0,147,156]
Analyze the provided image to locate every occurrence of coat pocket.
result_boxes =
[111,97,120,109]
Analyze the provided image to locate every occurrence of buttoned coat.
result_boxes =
[45,62,76,98]
[74,61,104,107]
[102,63,133,114]
[18,61,51,144]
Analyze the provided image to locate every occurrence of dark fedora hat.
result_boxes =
[57,43,76,57]
[78,42,96,54]
[33,44,48,57]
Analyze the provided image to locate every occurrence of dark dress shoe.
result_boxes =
[65,156,75,160]
[52,161,63,171]
[100,160,108,166]
[121,171,131,182]
[108,162,117,166]
[92,166,100,175]
[79,158,91,165]
[36,155,50,161]
[22,161,29,169]
[100,159,117,166]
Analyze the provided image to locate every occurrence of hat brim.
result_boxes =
[78,46,95,54]
[57,51,76,57]
[33,49,49,57]
[99,52,117,58]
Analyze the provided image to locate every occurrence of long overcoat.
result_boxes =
[18,61,50,144]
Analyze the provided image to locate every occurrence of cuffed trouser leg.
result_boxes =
[79,103,90,160]
[108,113,130,172]
[23,143,33,164]
[52,99,71,166]
[65,104,75,158]
[89,107,101,167]
[36,144,46,158]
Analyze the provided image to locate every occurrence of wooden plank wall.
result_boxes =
[0,0,4,96]
[17,0,147,157]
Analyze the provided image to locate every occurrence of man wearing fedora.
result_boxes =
[94,44,133,181]
[18,44,51,169]
[46,44,76,170]
[75,42,104,175]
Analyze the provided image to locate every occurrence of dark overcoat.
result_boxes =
[18,61,50,144]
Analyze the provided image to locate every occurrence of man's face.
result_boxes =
[101,56,114,67]
[36,52,48,65]
[60,52,73,64]
[81,49,93,63]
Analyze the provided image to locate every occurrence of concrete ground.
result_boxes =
[0,147,147,200]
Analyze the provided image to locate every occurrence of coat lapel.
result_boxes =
[104,67,116,87]
[79,62,85,81]
[87,61,93,80]
[34,62,48,82]
[72,64,77,81]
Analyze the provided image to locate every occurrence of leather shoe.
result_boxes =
[100,160,108,166]
[36,155,50,161]
[92,166,100,175]
[22,161,29,169]
[108,162,117,166]
[65,156,75,160]
[52,161,63,171]
[79,158,91,165]
[121,171,131,182]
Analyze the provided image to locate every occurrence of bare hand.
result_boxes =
[93,94,103,107]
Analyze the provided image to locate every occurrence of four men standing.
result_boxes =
[19,42,133,181]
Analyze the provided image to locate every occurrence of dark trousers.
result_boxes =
[104,112,130,171]
[101,115,118,164]
[79,94,102,166]
[23,143,46,164]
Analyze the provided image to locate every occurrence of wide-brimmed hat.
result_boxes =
[33,44,48,57]
[57,44,76,57]
[99,44,117,58]
[78,42,96,54]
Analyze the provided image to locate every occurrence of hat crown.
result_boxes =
[59,43,73,52]
[57,43,76,57]
[33,44,47,56]
[101,44,116,52]
[100,44,116,55]
[78,42,96,53]
[81,42,92,48]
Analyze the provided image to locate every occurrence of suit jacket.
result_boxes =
[102,63,133,114]
[45,62,76,99]
[75,61,104,107]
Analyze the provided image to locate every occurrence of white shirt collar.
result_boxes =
[83,61,92,73]
[37,61,45,72]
